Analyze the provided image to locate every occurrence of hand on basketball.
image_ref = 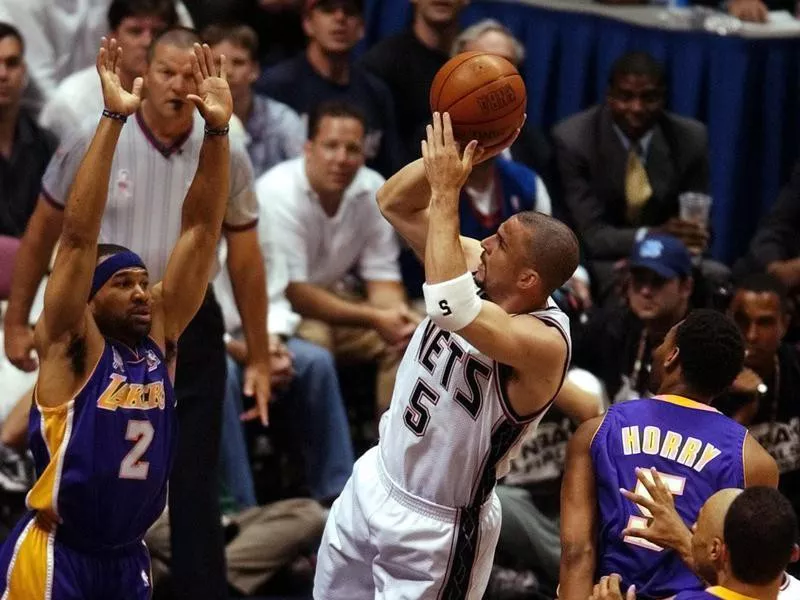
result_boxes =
[591,574,636,600]
[620,467,689,551]
[472,116,526,166]
[186,43,233,130]
[421,112,478,196]
[96,37,143,116]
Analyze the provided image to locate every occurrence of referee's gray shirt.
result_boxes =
[42,111,259,282]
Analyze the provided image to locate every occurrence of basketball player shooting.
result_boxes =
[0,38,232,598]
[312,112,579,600]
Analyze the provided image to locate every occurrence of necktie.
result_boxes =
[625,145,652,224]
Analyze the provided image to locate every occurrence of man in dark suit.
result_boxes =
[553,52,709,301]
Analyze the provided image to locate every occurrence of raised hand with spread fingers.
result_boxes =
[96,36,143,116]
[186,42,232,130]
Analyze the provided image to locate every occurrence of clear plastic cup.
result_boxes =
[679,192,712,226]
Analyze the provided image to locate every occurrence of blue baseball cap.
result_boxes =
[629,234,692,279]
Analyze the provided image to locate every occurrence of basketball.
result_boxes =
[429,51,527,149]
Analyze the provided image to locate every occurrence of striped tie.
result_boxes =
[625,145,652,224]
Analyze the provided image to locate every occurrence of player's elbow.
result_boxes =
[561,539,595,569]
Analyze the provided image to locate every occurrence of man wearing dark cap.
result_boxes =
[573,234,695,402]
[254,0,401,177]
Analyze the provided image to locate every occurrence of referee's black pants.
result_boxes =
[169,289,228,599]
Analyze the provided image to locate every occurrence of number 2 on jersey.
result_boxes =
[119,420,154,480]
[623,469,686,552]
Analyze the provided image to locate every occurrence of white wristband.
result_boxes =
[422,272,482,331]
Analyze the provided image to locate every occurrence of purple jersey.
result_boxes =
[591,396,747,599]
[26,337,176,551]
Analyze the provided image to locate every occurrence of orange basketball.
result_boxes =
[429,51,526,148]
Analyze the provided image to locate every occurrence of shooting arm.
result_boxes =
[376,158,481,263]
[559,417,601,600]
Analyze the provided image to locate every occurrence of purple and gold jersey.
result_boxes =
[26,336,176,550]
[590,396,747,599]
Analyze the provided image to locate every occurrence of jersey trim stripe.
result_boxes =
[470,418,527,507]
[3,517,47,600]
[1,517,35,600]
[222,218,259,232]
[656,395,719,413]
[40,188,64,210]
[438,506,481,600]
[135,111,193,158]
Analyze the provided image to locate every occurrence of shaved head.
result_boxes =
[514,211,580,297]
[147,26,200,62]
[691,488,742,585]
[698,489,742,538]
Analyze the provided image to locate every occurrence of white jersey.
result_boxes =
[379,296,571,508]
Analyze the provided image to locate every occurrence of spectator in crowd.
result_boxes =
[38,0,178,142]
[146,496,326,597]
[255,0,401,178]
[0,24,57,238]
[714,274,800,543]
[451,19,560,206]
[3,28,270,600]
[491,369,605,598]
[573,234,694,402]
[258,100,417,417]
[214,194,355,508]
[0,0,192,111]
[552,52,709,301]
[204,23,304,178]
[359,0,467,166]
[735,159,800,296]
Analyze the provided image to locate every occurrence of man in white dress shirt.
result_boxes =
[258,99,417,417]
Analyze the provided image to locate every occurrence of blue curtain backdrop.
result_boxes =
[361,0,800,264]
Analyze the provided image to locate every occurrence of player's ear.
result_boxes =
[663,346,680,370]
[517,268,538,291]
[791,544,800,564]
[712,538,726,563]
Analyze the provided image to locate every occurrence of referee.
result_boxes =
[4,28,270,600]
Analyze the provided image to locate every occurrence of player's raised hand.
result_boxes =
[421,112,478,196]
[620,467,690,551]
[96,37,143,116]
[473,114,526,165]
[187,43,232,130]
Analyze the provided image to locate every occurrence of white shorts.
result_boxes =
[313,446,502,600]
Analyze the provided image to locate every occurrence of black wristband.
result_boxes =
[102,109,128,123]
[204,124,229,136]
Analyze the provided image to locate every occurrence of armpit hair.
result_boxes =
[66,333,87,376]
[165,339,178,365]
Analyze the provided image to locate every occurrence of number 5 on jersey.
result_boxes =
[623,469,686,551]
[119,420,154,480]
